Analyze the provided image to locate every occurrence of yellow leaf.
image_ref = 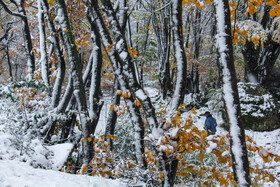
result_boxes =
[274,156,280,162]
[182,0,187,6]
[270,9,276,17]
[132,50,138,56]
[47,0,55,6]
[107,43,115,52]
[110,105,114,110]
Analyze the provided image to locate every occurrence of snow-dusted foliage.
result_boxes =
[236,20,267,45]
[0,82,58,168]
[1,0,280,186]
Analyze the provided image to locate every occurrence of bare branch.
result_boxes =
[0,0,26,19]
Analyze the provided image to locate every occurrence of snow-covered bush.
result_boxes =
[0,80,55,168]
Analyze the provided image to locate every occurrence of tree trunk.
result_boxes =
[60,113,76,143]
[214,0,251,185]
[190,8,201,94]
[19,0,35,79]
[41,0,66,108]
[105,80,121,151]
[151,1,172,100]
[38,0,49,86]
[242,41,259,82]
[55,0,92,166]
[171,0,187,110]
[5,48,13,80]
[88,13,104,135]
[258,39,280,86]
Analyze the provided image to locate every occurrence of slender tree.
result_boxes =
[214,0,251,185]
[38,0,49,86]
[151,0,172,99]
[171,0,187,110]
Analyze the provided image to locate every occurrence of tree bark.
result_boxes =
[38,0,49,86]
[87,12,104,135]
[214,0,251,185]
[242,41,259,82]
[171,0,187,110]
[151,1,172,100]
[41,0,66,108]
[258,38,280,86]
[105,80,121,151]
[5,48,13,80]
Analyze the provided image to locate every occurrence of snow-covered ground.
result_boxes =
[0,160,125,187]
[0,85,280,186]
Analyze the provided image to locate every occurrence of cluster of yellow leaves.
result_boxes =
[246,136,280,164]
[127,47,138,58]
[115,90,132,98]
[230,0,280,46]
[269,4,280,17]
[183,0,212,9]
[109,104,128,116]
[61,161,76,173]
[246,2,258,16]
[122,90,132,98]
[90,137,114,177]
[75,33,91,51]
[14,85,45,110]
[80,137,93,143]
[229,2,238,21]
[233,20,267,46]
[241,0,280,18]
[134,100,141,107]
[88,134,140,178]
[107,43,116,53]
[144,148,163,183]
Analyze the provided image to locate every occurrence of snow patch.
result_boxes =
[47,143,73,170]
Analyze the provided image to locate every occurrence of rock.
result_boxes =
[207,82,280,131]
[238,82,280,131]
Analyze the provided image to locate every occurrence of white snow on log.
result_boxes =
[135,89,147,101]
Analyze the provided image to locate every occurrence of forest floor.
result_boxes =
[0,83,280,186]
[0,159,126,187]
